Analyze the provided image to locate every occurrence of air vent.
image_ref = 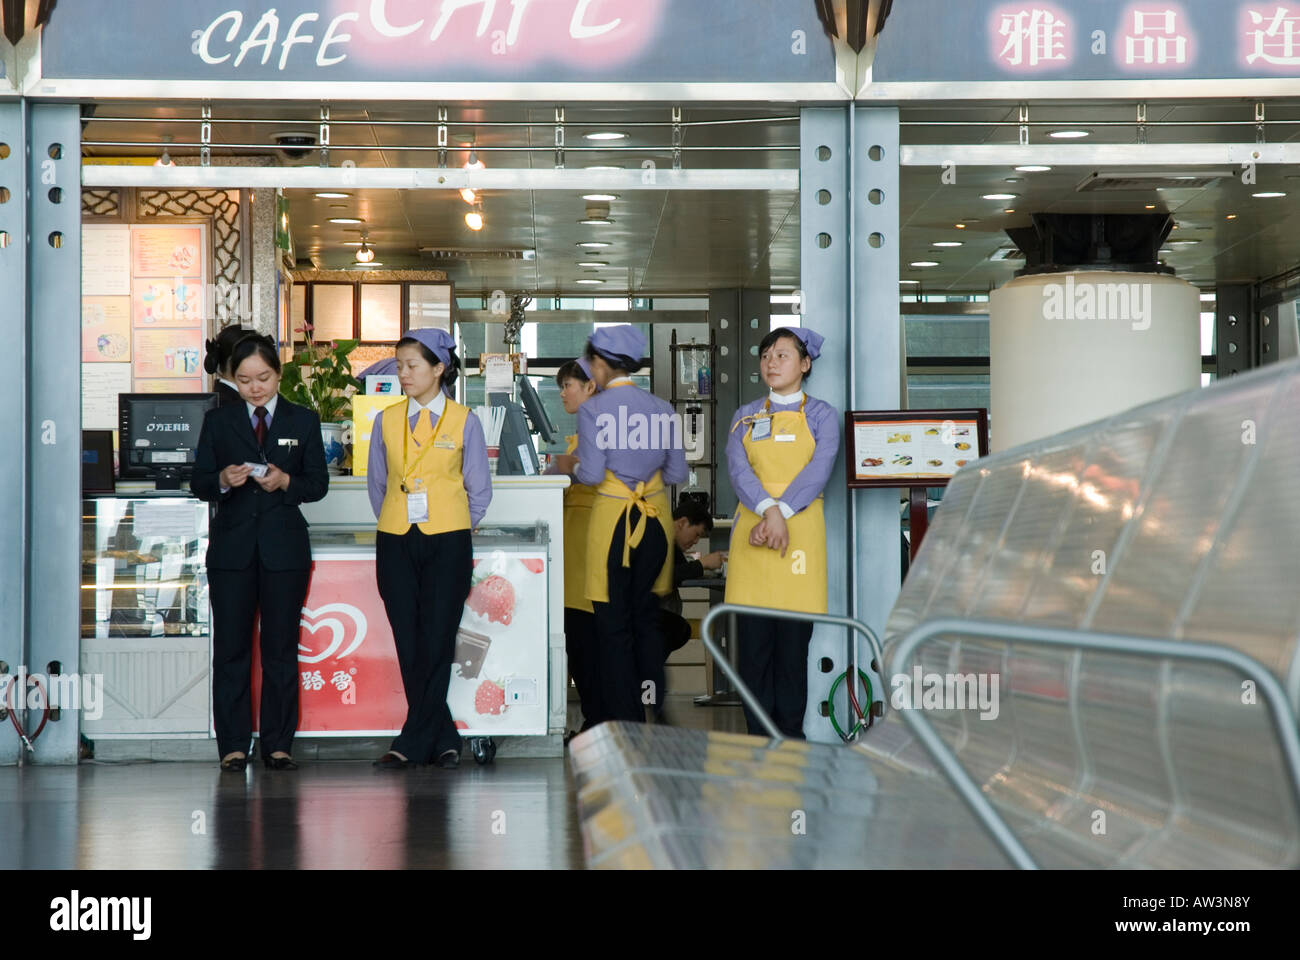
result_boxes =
[1076,170,1232,192]
[989,247,1025,261]
[421,247,536,261]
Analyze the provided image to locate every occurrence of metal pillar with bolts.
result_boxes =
[0,100,27,766]
[25,103,82,765]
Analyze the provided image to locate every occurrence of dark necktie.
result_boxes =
[254,406,268,448]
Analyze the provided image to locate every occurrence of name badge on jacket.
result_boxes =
[278,438,298,447]
[750,417,772,441]
[407,491,430,523]
[774,434,797,443]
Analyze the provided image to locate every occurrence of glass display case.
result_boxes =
[80,495,212,736]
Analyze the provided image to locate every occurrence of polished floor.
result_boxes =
[0,696,744,870]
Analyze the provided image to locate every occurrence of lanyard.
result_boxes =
[400,401,449,493]
[731,393,807,434]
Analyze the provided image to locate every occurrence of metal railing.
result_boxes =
[889,618,1300,871]
[699,604,886,743]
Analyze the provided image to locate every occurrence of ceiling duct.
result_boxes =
[1006,213,1175,277]
[421,248,536,261]
[1075,170,1232,192]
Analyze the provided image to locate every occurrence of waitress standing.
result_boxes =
[724,326,839,739]
[570,326,687,723]
[367,328,491,769]
[191,333,330,771]
[203,324,251,408]
[549,356,600,732]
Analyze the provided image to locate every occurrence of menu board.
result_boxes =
[131,225,203,277]
[132,276,203,328]
[82,363,132,431]
[82,296,132,363]
[82,225,131,295]
[134,328,203,379]
[846,409,988,488]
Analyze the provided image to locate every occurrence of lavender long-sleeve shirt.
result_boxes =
[574,383,688,490]
[725,391,840,517]
[367,398,492,528]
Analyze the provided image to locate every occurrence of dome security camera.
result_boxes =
[272,132,318,160]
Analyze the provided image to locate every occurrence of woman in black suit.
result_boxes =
[191,334,329,771]
[204,323,251,408]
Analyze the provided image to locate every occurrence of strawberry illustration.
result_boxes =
[520,558,545,574]
[474,680,506,716]
[454,720,468,730]
[468,574,515,625]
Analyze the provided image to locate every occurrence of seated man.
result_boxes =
[653,498,726,720]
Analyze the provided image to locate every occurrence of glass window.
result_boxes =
[289,282,306,339]
[410,284,452,331]
[360,284,402,342]
[906,374,990,413]
[903,314,989,358]
[310,285,354,342]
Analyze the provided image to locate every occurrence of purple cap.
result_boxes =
[357,357,398,379]
[403,327,456,367]
[588,325,646,364]
[575,355,594,381]
[781,326,824,360]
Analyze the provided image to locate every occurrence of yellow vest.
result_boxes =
[376,398,473,536]
[563,434,596,613]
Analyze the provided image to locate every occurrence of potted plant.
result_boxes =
[281,323,362,475]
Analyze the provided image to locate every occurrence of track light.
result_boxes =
[355,240,376,263]
[465,204,484,231]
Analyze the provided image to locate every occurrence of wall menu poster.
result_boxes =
[846,410,988,487]
[133,328,203,380]
[82,224,131,295]
[82,296,132,363]
[132,277,203,328]
[131,225,203,278]
[82,363,133,431]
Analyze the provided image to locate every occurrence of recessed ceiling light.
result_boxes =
[577,261,609,267]
[1169,239,1201,245]
[1049,130,1091,139]
[910,260,940,267]
[1253,191,1287,198]
[583,193,619,202]
[1145,204,1156,209]
[955,223,967,229]
[328,217,362,224]
[315,192,350,199]
[1015,165,1052,172]
[1004,208,1016,214]
[899,279,920,284]
[1004,177,1024,183]
[577,241,611,248]
[579,218,614,226]
[933,241,964,248]
[585,165,623,171]
[465,210,484,231]
[575,278,605,284]
[983,193,1017,200]
[584,132,627,141]
[1226,213,1238,219]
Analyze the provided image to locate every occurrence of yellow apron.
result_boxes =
[724,401,828,614]
[562,434,596,614]
[585,469,674,605]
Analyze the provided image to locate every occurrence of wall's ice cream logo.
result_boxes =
[297,603,369,662]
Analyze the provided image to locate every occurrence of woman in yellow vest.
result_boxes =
[567,326,688,723]
[724,326,839,739]
[548,356,601,732]
[366,328,492,768]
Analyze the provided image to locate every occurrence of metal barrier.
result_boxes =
[699,603,887,743]
[889,617,1300,870]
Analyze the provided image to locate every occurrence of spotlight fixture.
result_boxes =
[465,207,484,231]
[461,148,485,205]
[355,239,376,263]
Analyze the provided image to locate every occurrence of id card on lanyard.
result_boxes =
[401,404,448,522]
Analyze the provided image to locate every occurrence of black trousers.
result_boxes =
[590,507,668,723]
[376,527,473,763]
[737,613,813,739]
[659,610,692,657]
[209,560,311,759]
[565,608,602,730]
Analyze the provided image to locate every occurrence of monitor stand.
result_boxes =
[154,469,182,491]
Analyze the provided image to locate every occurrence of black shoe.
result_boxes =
[263,755,299,770]
[373,751,412,769]
[220,755,247,772]
[434,748,460,769]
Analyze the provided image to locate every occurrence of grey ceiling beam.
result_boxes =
[902,143,1300,166]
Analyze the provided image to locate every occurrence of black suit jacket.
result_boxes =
[213,380,243,408]
[191,396,329,571]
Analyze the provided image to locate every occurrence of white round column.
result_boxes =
[988,270,1201,452]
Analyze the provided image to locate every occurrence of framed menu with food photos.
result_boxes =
[845,409,989,489]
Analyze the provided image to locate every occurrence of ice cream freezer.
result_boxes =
[250,520,555,746]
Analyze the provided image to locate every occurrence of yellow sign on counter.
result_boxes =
[351,394,406,477]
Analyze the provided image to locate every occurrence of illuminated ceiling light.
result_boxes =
[584,132,627,141]
[955,223,967,229]
[1049,130,1091,139]
[1004,208,1016,214]
[1145,204,1156,209]
[315,191,350,199]
[577,261,609,267]
[580,218,614,226]
[460,187,477,204]
[900,279,920,284]
[910,260,940,267]
[328,217,362,224]
[583,193,619,202]
[933,241,963,248]
[575,278,605,285]
[577,241,611,248]
[154,149,174,167]
[1226,213,1238,219]
[983,193,1017,201]
[1253,191,1287,198]
[1015,165,1052,172]
[585,165,623,171]
[465,208,484,231]
[355,241,376,263]
[464,150,485,172]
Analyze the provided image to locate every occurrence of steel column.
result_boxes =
[0,100,26,766]
[26,102,80,764]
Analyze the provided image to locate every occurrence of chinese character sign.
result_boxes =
[1120,4,1193,67]
[1244,5,1300,67]
[993,5,1073,70]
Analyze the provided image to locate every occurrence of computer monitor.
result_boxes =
[119,393,218,489]
[82,430,115,494]
[496,402,541,476]
[516,374,557,445]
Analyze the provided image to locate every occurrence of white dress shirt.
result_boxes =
[754,389,805,519]
[407,391,446,424]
